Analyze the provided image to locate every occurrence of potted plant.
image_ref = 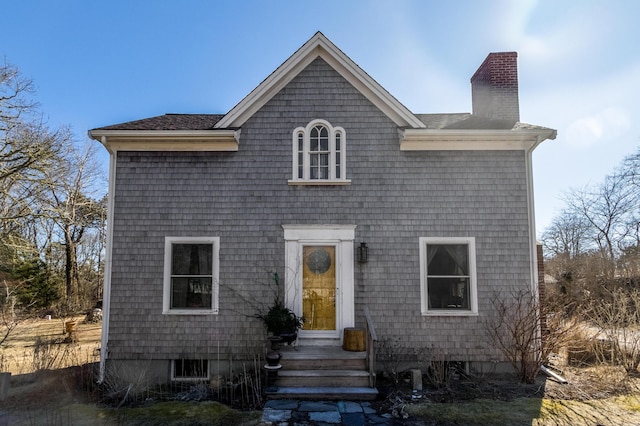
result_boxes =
[258,299,303,347]
[256,273,304,345]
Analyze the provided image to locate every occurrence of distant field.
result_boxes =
[1,315,101,374]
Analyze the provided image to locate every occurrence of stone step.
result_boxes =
[277,369,371,387]
[265,386,379,401]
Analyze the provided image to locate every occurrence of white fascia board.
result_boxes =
[215,32,425,129]
[88,129,239,153]
[399,128,557,151]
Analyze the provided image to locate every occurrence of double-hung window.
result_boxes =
[290,119,349,185]
[419,237,477,315]
[163,237,220,314]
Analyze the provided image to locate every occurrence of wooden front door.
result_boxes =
[302,246,336,331]
[283,225,356,343]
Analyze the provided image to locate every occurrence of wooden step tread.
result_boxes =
[278,369,369,377]
[280,347,366,360]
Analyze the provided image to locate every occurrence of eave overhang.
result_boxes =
[399,128,557,151]
[88,129,240,154]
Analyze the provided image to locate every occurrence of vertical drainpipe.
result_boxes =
[525,138,540,296]
[98,136,116,383]
[526,135,543,359]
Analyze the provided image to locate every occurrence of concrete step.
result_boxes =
[266,386,379,401]
[277,369,371,387]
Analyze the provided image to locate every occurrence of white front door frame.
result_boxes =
[282,225,356,341]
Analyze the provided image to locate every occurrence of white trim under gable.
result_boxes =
[399,128,557,151]
[215,32,425,130]
[88,130,240,154]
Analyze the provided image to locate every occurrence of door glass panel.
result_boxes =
[302,246,336,330]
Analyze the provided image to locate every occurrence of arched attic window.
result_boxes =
[290,120,350,185]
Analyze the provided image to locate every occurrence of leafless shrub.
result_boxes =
[587,287,640,374]
[414,346,459,389]
[377,336,406,385]
[486,288,578,383]
[101,361,153,406]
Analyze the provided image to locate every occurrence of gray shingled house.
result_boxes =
[90,32,556,397]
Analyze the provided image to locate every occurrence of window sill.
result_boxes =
[163,309,218,315]
[421,310,478,317]
[288,179,351,186]
[172,376,210,382]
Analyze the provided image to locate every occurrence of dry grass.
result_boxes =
[3,317,640,425]
[0,315,101,374]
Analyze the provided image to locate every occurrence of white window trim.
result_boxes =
[419,237,478,316]
[163,236,220,315]
[289,119,351,185]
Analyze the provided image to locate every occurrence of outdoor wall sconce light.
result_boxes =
[357,242,368,264]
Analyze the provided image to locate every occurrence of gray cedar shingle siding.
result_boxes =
[107,57,531,363]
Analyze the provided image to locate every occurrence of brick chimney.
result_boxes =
[470,52,519,122]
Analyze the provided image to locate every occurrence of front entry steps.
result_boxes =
[266,345,378,401]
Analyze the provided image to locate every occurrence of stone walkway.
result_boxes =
[261,399,394,425]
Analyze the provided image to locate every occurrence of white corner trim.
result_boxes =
[98,147,116,383]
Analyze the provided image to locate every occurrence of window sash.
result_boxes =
[164,237,219,315]
[292,120,347,182]
[419,237,477,315]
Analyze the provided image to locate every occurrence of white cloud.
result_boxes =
[565,107,631,148]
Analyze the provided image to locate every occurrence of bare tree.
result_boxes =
[39,141,105,306]
[0,60,64,246]
[563,172,637,278]
[0,58,37,134]
[541,209,592,259]
[0,59,107,313]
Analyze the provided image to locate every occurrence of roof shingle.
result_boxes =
[93,114,226,131]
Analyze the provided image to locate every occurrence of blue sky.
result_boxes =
[2,0,638,234]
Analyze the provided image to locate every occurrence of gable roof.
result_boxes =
[89,33,556,153]
[213,32,426,130]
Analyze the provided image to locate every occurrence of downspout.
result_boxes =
[98,136,116,383]
[526,134,545,364]
[525,137,541,295]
